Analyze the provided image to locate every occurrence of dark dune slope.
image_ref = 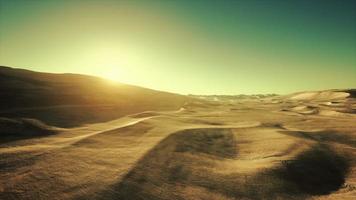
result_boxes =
[0,66,189,127]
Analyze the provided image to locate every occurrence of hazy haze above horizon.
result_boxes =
[0,0,355,94]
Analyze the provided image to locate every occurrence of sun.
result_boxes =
[102,71,119,82]
[99,66,123,83]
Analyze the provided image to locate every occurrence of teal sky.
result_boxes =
[0,0,355,94]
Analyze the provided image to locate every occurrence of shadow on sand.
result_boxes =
[92,129,350,200]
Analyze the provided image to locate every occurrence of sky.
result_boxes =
[0,0,355,94]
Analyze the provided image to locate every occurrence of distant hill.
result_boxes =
[0,66,190,127]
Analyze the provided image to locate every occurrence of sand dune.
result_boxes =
[287,90,350,101]
[0,70,355,199]
[0,118,59,144]
[0,66,191,127]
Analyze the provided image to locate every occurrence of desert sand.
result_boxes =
[0,88,355,200]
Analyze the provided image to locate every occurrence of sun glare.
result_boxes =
[99,66,122,83]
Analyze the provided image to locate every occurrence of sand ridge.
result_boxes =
[0,90,355,199]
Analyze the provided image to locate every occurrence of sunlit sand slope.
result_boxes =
[0,89,355,200]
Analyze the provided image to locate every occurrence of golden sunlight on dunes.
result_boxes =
[1,87,356,200]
